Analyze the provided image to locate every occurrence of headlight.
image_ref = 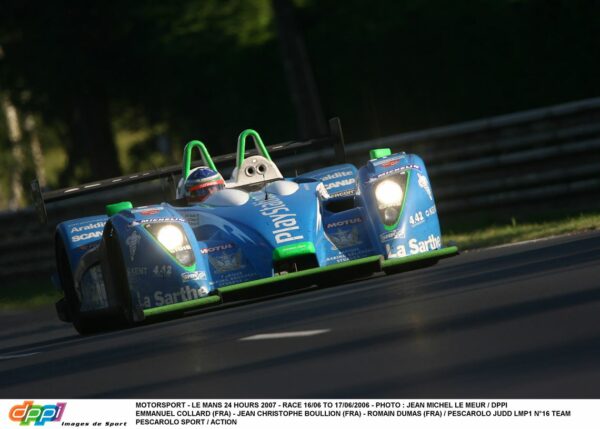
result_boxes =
[383,207,399,224]
[373,174,408,227]
[156,225,184,252]
[144,223,196,266]
[375,179,403,209]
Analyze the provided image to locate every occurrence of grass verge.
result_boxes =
[444,212,600,250]
[0,277,60,311]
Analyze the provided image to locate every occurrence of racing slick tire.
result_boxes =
[55,226,134,335]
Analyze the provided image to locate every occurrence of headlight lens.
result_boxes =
[373,174,408,227]
[144,223,195,266]
[375,179,403,208]
[156,225,184,252]
[383,207,399,224]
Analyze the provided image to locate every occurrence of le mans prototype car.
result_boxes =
[35,126,457,334]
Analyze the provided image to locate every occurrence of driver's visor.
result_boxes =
[189,179,225,193]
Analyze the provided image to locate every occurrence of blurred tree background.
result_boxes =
[0,0,598,210]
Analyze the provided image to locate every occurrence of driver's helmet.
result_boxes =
[184,167,225,203]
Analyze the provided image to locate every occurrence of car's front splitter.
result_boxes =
[382,246,459,273]
[141,247,459,318]
[218,255,383,301]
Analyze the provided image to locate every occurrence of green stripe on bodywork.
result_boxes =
[219,255,382,295]
[273,242,316,261]
[143,295,221,317]
[382,246,459,269]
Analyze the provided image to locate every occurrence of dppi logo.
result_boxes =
[9,401,66,426]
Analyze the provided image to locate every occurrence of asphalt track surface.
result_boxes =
[1,231,600,399]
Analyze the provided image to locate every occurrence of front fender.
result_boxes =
[109,207,215,311]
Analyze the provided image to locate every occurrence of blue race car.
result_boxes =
[40,127,457,334]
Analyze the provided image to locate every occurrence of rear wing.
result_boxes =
[32,117,346,224]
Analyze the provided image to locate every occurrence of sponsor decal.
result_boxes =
[379,228,406,242]
[72,231,103,243]
[141,217,185,224]
[409,234,441,253]
[316,183,330,200]
[79,265,108,312]
[370,164,420,181]
[77,243,98,251]
[326,217,363,229]
[70,221,105,242]
[320,170,354,182]
[129,217,185,226]
[330,189,357,197]
[181,271,207,281]
[132,206,164,214]
[252,194,304,244]
[209,250,245,273]
[127,267,148,276]
[152,264,172,278]
[182,212,201,228]
[9,401,66,426]
[200,243,234,254]
[126,230,142,262]
[373,154,405,166]
[142,285,210,308]
[418,173,433,200]
[70,221,105,233]
[385,234,441,258]
[409,211,425,227]
[325,254,350,263]
[139,209,161,216]
[328,226,362,249]
[324,178,356,190]
[211,270,256,287]
[425,205,437,217]
[381,159,400,168]
[173,244,192,253]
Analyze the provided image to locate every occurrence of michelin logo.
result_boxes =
[371,164,420,181]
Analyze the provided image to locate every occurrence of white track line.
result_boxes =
[239,329,330,341]
[0,352,40,360]
[486,235,564,250]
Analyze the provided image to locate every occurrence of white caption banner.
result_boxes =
[0,399,598,429]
